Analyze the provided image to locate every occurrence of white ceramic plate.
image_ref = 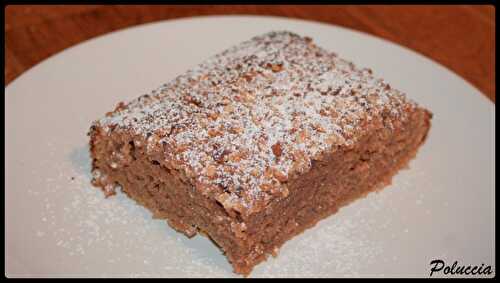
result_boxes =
[5,16,495,278]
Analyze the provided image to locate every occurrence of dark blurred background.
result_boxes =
[5,5,495,102]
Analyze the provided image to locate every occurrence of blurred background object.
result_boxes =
[5,5,495,102]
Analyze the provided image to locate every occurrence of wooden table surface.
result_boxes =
[5,5,495,102]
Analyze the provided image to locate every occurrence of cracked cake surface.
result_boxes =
[92,31,420,217]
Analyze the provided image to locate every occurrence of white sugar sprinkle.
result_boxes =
[94,31,419,215]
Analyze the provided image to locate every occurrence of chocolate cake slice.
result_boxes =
[88,31,432,275]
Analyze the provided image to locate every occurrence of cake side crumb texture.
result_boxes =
[95,31,422,216]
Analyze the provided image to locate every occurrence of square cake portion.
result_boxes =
[88,31,432,275]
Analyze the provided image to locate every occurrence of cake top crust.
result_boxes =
[96,31,417,216]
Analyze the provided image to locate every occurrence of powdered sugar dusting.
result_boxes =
[95,31,417,215]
